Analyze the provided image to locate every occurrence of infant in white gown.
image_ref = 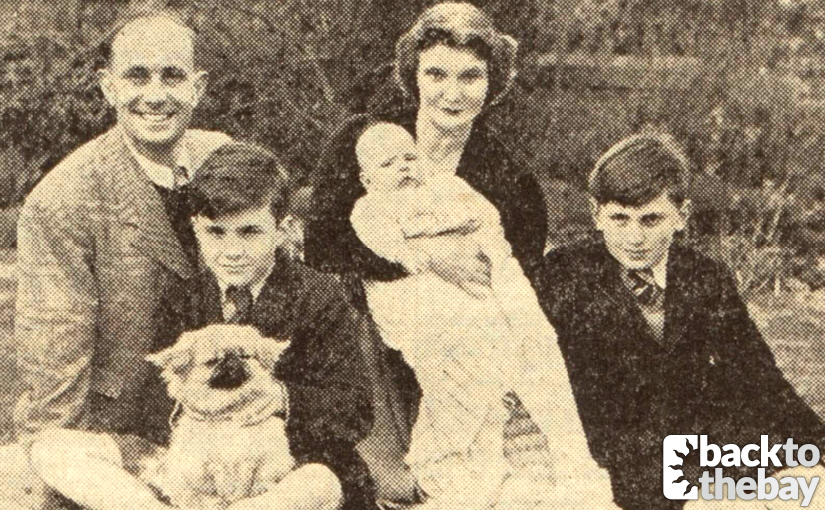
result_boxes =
[351,123,618,509]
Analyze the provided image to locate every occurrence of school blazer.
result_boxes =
[15,127,230,440]
[537,240,825,510]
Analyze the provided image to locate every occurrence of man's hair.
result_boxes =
[589,134,690,207]
[188,142,292,221]
[100,8,200,69]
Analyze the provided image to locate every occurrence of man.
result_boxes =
[30,144,375,510]
[536,134,825,509]
[6,10,229,506]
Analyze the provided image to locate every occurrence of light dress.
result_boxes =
[352,175,619,510]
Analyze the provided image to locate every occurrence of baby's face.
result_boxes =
[356,124,422,193]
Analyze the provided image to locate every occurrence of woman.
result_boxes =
[305,3,548,287]
[307,4,615,509]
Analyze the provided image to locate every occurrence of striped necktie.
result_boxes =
[626,268,662,306]
[225,285,253,324]
[173,166,189,190]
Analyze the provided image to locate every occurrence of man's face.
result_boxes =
[192,203,284,289]
[593,193,689,271]
[99,17,206,151]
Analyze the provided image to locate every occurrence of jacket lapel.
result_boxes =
[662,244,698,353]
[594,246,666,355]
[112,133,195,280]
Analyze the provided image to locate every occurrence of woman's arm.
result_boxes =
[305,116,408,281]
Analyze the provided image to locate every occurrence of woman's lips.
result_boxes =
[626,249,650,259]
[221,265,250,274]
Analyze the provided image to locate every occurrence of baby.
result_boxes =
[350,123,615,508]
[351,121,512,296]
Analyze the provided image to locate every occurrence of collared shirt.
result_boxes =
[217,273,270,321]
[651,253,668,290]
[122,129,194,189]
[621,254,669,345]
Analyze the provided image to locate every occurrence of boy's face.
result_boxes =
[192,203,284,288]
[356,124,421,193]
[592,193,690,271]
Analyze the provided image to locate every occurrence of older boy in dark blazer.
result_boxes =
[536,134,825,510]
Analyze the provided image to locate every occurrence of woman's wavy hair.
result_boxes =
[394,2,518,107]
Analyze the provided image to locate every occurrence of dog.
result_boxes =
[144,324,296,509]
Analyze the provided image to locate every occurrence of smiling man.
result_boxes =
[11,9,230,501]
[536,134,825,510]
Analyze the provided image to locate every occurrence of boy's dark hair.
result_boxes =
[589,134,690,207]
[188,142,292,221]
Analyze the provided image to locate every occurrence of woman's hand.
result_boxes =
[424,237,492,298]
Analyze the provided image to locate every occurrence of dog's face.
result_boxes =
[147,324,289,418]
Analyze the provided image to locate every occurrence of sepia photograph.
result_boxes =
[2,0,825,509]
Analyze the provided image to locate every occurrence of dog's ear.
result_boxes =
[251,341,291,373]
[146,345,194,383]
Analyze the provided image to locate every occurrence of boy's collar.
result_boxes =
[651,253,668,289]
[215,260,275,304]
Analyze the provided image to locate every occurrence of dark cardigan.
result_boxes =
[305,108,548,283]
[188,254,378,510]
[536,240,825,510]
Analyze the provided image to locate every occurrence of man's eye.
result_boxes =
[123,68,151,85]
[380,157,396,168]
[404,153,417,162]
[609,215,629,225]
[206,227,225,237]
[161,68,187,86]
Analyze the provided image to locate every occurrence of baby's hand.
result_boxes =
[402,213,480,239]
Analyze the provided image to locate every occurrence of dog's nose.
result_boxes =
[208,355,250,390]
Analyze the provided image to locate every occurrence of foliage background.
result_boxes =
[2,0,825,441]
[3,0,825,295]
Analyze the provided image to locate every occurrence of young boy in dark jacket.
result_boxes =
[536,134,825,510]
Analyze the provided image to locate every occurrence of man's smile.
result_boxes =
[133,111,176,122]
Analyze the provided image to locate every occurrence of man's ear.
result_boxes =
[191,70,208,107]
[676,199,692,231]
[98,68,117,108]
[589,198,602,230]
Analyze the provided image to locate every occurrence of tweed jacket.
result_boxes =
[536,240,825,510]
[14,127,230,441]
[187,254,377,510]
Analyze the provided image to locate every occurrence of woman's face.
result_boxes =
[417,44,489,131]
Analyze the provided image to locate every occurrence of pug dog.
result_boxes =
[144,324,295,509]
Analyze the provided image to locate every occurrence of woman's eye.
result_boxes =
[404,153,417,162]
[424,68,447,81]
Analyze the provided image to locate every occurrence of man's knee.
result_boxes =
[30,429,121,481]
